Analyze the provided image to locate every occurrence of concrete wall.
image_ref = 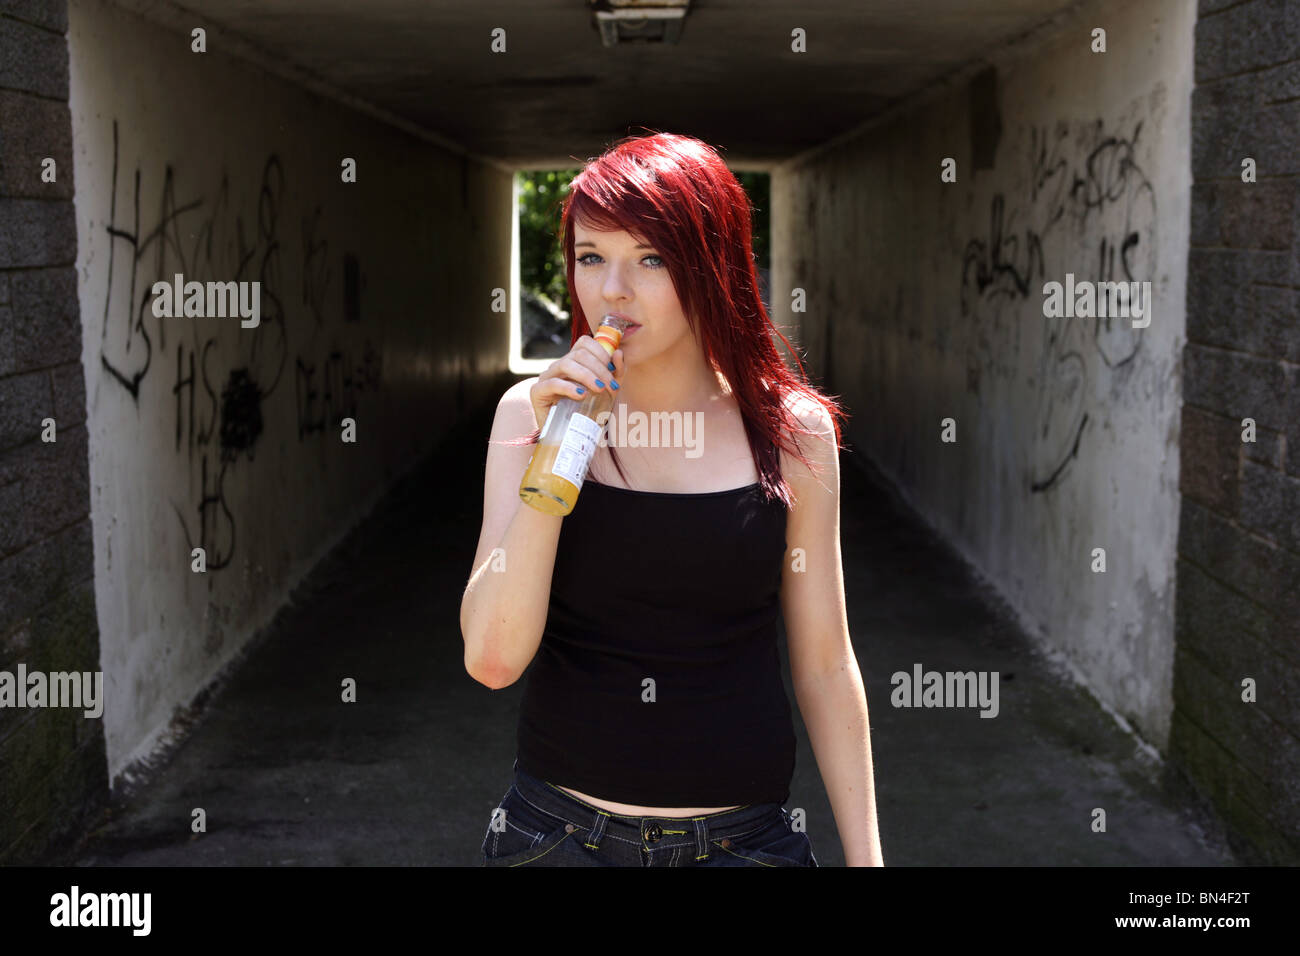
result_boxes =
[0,0,109,865]
[772,0,1194,749]
[65,0,512,786]
[1170,0,1300,863]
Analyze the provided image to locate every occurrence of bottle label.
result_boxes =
[550,411,603,490]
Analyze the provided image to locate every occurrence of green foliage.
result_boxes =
[516,167,772,318]
[518,168,581,315]
[733,170,771,271]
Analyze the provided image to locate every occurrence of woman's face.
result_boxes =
[572,221,696,369]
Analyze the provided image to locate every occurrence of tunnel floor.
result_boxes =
[61,393,1237,866]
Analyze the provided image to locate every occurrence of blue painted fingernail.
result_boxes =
[611,381,620,390]
[576,386,585,394]
[607,361,615,371]
[594,379,605,388]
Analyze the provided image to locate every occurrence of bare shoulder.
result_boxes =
[492,376,540,437]
[781,388,834,438]
[777,387,838,492]
[501,375,537,408]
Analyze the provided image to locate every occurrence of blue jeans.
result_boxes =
[479,762,820,867]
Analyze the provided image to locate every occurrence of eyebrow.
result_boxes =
[574,241,655,249]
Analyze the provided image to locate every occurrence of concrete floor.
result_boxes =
[62,396,1237,866]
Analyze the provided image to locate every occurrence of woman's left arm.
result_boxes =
[779,399,883,867]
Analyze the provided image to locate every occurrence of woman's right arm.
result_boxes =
[459,339,622,688]
[459,378,563,688]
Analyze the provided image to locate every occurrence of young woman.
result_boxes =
[460,132,882,867]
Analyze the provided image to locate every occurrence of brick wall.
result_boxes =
[1170,0,1300,863]
[0,0,108,863]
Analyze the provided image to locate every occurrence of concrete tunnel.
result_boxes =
[0,0,1297,868]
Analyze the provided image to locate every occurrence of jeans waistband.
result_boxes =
[509,760,788,856]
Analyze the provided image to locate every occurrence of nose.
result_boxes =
[600,259,634,301]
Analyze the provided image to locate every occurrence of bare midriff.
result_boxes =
[555,783,741,818]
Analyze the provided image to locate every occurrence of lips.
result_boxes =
[603,312,640,337]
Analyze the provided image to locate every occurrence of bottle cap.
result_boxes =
[593,315,629,355]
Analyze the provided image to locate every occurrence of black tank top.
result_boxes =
[515,477,797,806]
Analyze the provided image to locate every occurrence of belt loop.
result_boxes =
[693,816,709,861]
[584,809,610,850]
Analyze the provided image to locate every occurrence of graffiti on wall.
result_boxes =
[294,344,383,440]
[97,120,380,570]
[958,101,1159,494]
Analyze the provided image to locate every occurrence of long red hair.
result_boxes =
[508,131,846,508]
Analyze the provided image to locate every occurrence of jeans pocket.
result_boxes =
[480,785,578,866]
[714,810,816,867]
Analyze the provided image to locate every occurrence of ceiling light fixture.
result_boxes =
[588,0,692,47]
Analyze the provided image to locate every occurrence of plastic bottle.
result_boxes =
[518,315,628,515]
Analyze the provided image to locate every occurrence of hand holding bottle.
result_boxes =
[519,315,630,515]
[529,331,625,430]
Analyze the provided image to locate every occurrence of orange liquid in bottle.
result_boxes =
[518,316,627,516]
[519,429,581,515]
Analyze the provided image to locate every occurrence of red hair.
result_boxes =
[508,131,847,508]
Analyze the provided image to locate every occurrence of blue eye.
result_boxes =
[576,253,665,269]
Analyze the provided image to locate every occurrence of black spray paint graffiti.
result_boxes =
[98,120,374,570]
[960,193,1045,312]
[100,120,292,569]
[301,204,331,326]
[294,343,383,439]
[100,123,290,405]
[958,116,1158,494]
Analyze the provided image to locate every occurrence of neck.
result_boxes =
[617,336,728,414]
